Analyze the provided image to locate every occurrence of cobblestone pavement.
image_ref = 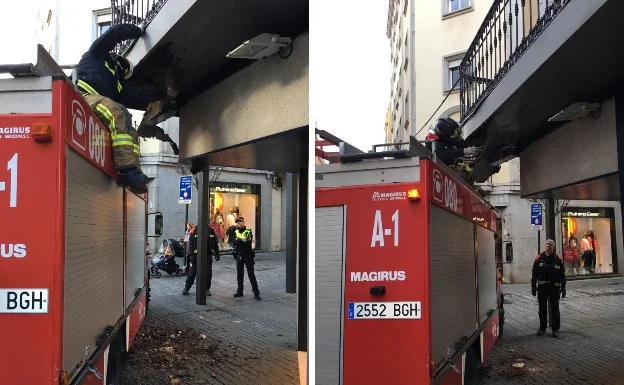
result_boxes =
[122,252,299,385]
[482,277,624,385]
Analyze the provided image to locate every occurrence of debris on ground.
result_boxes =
[512,362,525,369]
[121,316,228,385]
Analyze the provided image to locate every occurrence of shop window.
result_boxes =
[561,207,617,277]
[209,183,261,251]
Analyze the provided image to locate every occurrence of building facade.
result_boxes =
[386,0,622,283]
[29,0,287,254]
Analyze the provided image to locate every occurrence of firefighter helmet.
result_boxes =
[110,53,134,80]
[430,117,462,142]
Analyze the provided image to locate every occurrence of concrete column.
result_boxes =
[545,199,556,242]
[615,86,624,274]
[286,173,298,294]
[298,167,308,352]
[196,169,210,305]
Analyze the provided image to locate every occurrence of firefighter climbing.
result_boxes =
[426,117,482,184]
[76,23,179,193]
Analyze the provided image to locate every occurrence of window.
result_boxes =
[404,92,410,129]
[93,9,112,40]
[443,0,472,17]
[443,52,466,92]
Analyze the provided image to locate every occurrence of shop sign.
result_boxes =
[563,208,609,218]
[211,183,255,194]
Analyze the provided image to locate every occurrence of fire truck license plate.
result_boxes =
[348,302,421,320]
[0,289,49,313]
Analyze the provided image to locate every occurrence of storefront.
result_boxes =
[560,207,618,276]
[209,182,261,251]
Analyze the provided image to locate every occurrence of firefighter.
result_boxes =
[231,217,261,300]
[76,23,172,194]
[531,239,566,338]
[182,224,220,296]
[426,117,481,181]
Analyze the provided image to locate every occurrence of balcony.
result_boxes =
[458,0,624,184]
[110,0,309,172]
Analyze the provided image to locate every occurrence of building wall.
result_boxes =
[386,0,623,283]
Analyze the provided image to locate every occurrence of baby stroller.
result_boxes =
[150,239,184,278]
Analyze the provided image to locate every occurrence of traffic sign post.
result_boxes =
[179,175,192,204]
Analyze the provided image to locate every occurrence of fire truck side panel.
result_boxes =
[63,149,124,377]
[0,112,59,384]
[476,225,498,325]
[481,312,500,363]
[429,204,478,366]
[125,192,147,310]
[342,183,429,385]
[315,205,346,385]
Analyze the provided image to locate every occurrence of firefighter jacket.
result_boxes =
[188,227,220,262]
[76,24,154,110]
[531,252,566,289]
[232,227,254,258]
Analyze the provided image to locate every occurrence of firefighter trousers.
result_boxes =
[538,284,561,331]
[236,256,259,295]
[184,254,212,291]
[82,93,140,170]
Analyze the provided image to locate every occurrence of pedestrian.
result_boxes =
[531,239,566,338]
[231,217,261,300]
[182,224,220,296]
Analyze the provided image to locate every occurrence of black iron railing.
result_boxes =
[459,0,572,123]
[110,0,169,55]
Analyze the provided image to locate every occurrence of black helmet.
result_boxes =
[431,117,462,141]
[110,53,133,80]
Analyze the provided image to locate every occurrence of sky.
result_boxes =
[310,0,392,153]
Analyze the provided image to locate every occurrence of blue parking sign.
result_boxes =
[179,176,192,204]
[531,203,542,228]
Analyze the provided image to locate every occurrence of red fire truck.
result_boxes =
[315,136,504,385]
[0,46,162,385]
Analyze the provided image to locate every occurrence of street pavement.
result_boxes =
[124,252,299,385]
[482,276,624,385]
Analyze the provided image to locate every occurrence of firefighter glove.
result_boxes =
[531,286,537,297]
[561,288,566,298]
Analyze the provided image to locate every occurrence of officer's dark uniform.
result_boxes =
[183,226,219,295]
[531,251,566,334]
[231,220,260,300]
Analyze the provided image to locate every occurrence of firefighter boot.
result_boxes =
[233,291,243,298]
[117,166,149,193]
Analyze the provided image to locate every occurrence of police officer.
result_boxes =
[531,239,566,338]
[231,217,261,300]
[182,224,220,296]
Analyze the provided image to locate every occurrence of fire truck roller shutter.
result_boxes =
[315,206,346,385]
[477,225,498,325]
[429,204,478,366]
[126,192,146,310]
[63,149,124,377]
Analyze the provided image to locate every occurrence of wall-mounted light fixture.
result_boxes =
[226,33,292,60]
[548,102,601,122]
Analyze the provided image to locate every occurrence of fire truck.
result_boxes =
[315,135,504,385]
[0,46,163,385]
